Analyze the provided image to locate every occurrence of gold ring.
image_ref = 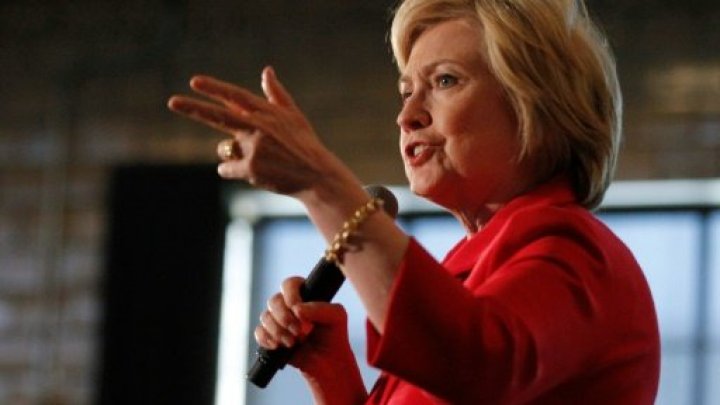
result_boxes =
[218,139,240,161]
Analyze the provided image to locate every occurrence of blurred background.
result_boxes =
[0,0,718,404]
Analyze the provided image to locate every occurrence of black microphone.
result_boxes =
[246,185,399,388]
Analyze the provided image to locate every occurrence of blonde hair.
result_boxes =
[390,0,621,209]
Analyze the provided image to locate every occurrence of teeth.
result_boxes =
[412,144,427,157]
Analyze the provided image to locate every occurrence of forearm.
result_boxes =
[301,355,368,405]
[297,169,410,332]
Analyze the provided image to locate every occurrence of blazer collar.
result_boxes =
[441,177,577,276]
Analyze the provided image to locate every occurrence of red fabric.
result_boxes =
[365,179,660,404]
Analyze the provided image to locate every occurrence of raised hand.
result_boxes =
[168,67,348,196]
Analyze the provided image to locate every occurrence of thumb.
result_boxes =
[261,66,296,108]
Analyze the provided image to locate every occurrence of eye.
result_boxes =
[399,90,412,103]
[436,73,458,88]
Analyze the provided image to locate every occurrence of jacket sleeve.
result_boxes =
[366,216,631,404]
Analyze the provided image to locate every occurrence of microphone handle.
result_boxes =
[246,258,345,388]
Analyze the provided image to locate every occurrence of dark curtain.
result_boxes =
[98,164,228,404]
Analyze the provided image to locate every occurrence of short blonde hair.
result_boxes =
[391,0,621,209]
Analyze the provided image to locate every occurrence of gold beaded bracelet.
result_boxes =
[324,197,385,265]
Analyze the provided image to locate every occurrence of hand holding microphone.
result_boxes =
[248,185,399,388]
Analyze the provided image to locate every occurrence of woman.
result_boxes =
[169,0,660,403]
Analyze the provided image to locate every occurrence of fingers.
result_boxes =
[281,276,305,307]
[214,134,255,182]
[169,68,298,137]
[257,310,296,349]
[189,75,268,113]
[217,138,242,161]
[167,95,259,135]
[267,292,302,336]
[170,69,322,194]
[255,290,303,350]
[280,276,315,336]
[168,71,281,138]
[252,275,348,353]
[256,313,294,350]
[254,324,281,350]
[293,302,348,326]
[254,302,348,350]
[217,159,251,181]
[261,66,296,108]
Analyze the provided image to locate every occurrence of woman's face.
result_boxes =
[398,18,531,214]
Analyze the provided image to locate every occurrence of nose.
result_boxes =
[396,93,431,133]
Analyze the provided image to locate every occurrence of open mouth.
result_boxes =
[405,142,439,165]
[407,143,428,158]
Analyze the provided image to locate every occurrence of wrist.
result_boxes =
[301,361,367,405]
[296,167,370,239]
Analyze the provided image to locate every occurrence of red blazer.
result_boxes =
[365,179,660,404]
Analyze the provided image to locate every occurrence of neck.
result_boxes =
[452,203,502,235]
[451,178,539,236]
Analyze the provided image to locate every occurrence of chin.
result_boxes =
[409,176,463,212]
[409,179,444,204]
[406,167,454,204]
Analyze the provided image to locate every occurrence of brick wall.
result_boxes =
[0,1,718,403]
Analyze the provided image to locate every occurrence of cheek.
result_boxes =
[456,91,518,142]
[446,111,520,170]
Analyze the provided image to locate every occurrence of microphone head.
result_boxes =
[365,185,399,219]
